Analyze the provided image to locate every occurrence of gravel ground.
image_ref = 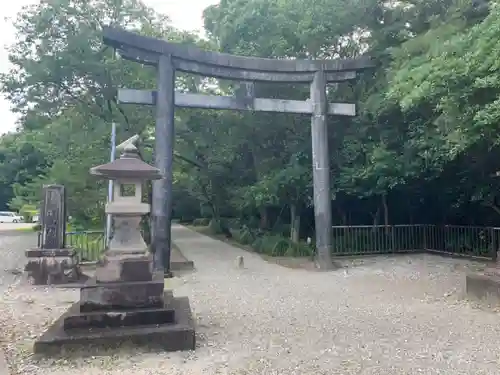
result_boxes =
[1,226,500,374]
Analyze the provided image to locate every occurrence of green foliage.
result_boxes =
[192,218,211,227]
[0,0,200,226]
[219,224,313,257]
[2,0,500,263]
[19,204,38,222]
[251,235,313,257]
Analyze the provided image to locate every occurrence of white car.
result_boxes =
[0,211,23,223]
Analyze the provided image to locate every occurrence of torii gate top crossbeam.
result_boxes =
[102,27,374,83]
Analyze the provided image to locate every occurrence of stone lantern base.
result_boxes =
[32,257,195,354]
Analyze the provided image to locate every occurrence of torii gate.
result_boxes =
[102,27,374,274]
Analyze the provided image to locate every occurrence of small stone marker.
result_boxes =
[33,143,196,354]
[466,266,500,306]
[25,185,80,285]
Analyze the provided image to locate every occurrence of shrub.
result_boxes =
[224,217,241,229]
[19,204,38,223]
[192,218,210,226]
[232,225,255,245]
[245,232,313,257]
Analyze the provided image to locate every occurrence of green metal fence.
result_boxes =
[331,225,425,256]
[66,231,106,262]
[38,230,106,262]
[37,225,499,262]
[332,224,499,261]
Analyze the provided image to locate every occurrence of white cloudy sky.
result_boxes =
[0,0,219,134]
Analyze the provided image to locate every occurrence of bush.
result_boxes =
[232,225,255,245]
[192,218,210,226]
[223,217,241,229]
[231,225,312,257]
[254,234,313,257]
[19,204,38,223]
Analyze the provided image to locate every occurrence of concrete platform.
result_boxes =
[33,295,196,355]
[63,302,175,330]
[466,268,500,305]
[171,245,194,271]
[79,277,165,312]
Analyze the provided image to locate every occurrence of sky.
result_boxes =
[0,0,219,134]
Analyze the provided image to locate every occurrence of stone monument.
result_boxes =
[25,185,80,285]
[465,230,500,306]
[33,144,195,354]
[466,265,500,306]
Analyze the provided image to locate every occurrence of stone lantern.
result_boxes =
[89,143,160,283]
[32,142,195,354]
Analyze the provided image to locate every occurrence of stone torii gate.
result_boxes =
[102,27,374,273]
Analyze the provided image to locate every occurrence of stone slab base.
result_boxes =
[64,304,176,330]
[80,277,165,312]
[171,259,195,272]
[25,248,82,285]
[466,269,500,305]
[170,246,194,272]
[34,295,196,355]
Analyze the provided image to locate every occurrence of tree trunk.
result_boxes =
[336,206,347,225]
[382,194,389,235]
[290,203,301,243]
[382,194,389,226]
[370,206,380,228]
[259,207,268,229]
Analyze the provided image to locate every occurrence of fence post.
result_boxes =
[391,225,395,252]
[491,228,497,262]
[423,225,427,251]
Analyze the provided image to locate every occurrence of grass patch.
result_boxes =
[14,226,37,232]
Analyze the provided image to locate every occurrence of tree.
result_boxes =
[0,0,198,222]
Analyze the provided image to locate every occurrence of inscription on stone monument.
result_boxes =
[41,185,66,250]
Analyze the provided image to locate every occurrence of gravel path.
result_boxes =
[1,226,500,374]
[0,233,36,291]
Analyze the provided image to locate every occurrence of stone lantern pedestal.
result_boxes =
[33,145,195,354]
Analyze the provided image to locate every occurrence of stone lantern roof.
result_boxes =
[90,144,162,180]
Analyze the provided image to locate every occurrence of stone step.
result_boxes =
[34,295,195,355]
[79,275,165,312]
[64,295,175,330]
